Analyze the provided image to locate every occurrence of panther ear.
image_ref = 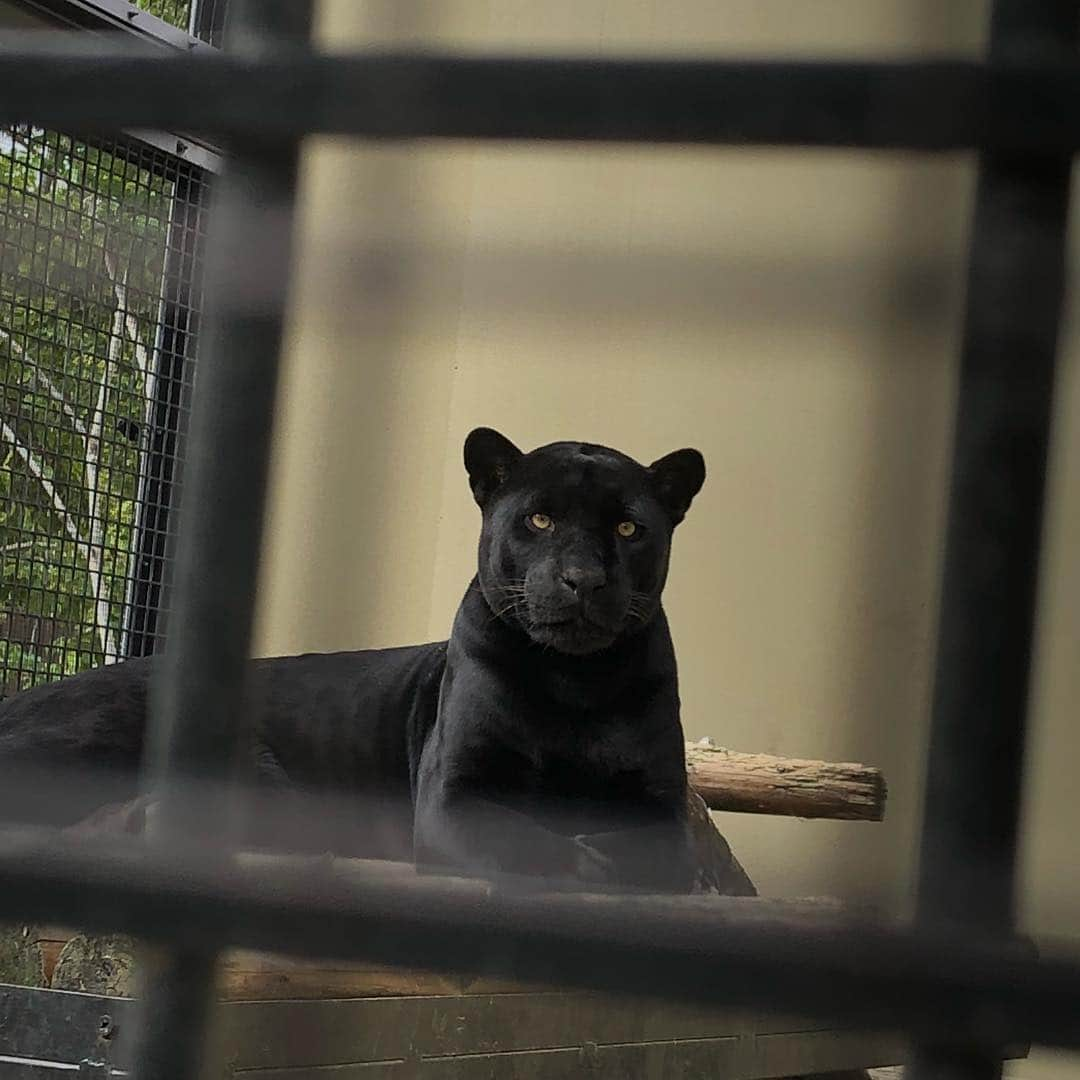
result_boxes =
[464,428,524,508]
[647,448,706,525]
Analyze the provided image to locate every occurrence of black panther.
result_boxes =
[0,428,711,892]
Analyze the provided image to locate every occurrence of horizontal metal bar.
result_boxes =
[11,0,218,53]
[0,826,1077,1051]
[123,127,223,172]
[10,5,227,166]
[2,42,1080,148]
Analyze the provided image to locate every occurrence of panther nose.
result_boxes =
[561,567,605,596]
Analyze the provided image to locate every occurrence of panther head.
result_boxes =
[464,427,705,656]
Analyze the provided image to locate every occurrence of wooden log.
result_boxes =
[685,741,886,821]
[50,748,886,844]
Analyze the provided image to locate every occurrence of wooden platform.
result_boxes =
[0,919,913,1080]
[0,826,1025,1080]
[0,977,909,1079]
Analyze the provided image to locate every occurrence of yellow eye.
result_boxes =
[530,512,553,531]
[617,521,637,538]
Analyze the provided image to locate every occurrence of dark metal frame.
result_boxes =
[120,166,207,660]
[5,0,226,171]
[3,51,1080,150]
[0,0,1077,1077]
[11,0,218,52]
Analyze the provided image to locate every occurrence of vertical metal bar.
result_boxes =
[122,168,205,659]
[913,2,1076,1079]
[191,0,229,48]
[129,3,313,1078]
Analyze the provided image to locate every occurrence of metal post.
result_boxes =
[129,3,313,1078]
[912,2,1076,1079]
[122,168,207,660]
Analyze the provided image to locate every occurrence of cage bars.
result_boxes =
[128,4,312,1078]
[5,51,1080,150]
[0,824,1078,1048]
[0,1,1075,1078]
[910,3,1077,1078]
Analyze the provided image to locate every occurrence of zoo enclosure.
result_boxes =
[0,1,1078,1080]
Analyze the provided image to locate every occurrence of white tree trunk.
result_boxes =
[2,235,160,667]
[0,325,87,436]
[107,257,159,658]
[0,419,119,661]
[82,255,127,664]
[109,262,158,460]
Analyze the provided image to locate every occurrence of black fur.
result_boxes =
[0,429,706,892]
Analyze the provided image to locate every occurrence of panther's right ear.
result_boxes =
[464,428,523,508]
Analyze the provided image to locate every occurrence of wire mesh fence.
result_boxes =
[0,126,208,695]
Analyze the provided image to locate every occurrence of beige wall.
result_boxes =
[256,4,1078,1074]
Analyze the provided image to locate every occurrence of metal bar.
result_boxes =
[912,3,1076,1080]
[122,167,208,659]
[123,128,224,174]
[10,0,219,52]
[916,0,1076,934]
[190,0,227,48]
[0,828,1076,1050]
[0,5,1074,1072]
[2,48,1080,149]
[9,3,228,175]
[129,3,313,1078]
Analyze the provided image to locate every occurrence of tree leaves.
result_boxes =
[0,128,175,692]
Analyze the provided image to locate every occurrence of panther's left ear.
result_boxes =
[647,448,706,525]
[464,427,524,509]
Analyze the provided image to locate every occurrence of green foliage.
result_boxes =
[0,127,175,692]
[132,0,192,33]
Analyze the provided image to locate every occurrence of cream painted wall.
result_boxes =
[257,5,1078,1073]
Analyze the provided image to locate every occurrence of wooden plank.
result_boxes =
[743,1030,908,1078]
[230,1041,744,1080]
[221,952,464,1002]
[216,993,842,1072]
[233,1066,404,1079]
[0,982,1027,1078]
[589,1037,742,1080]
[35,929,70,987]
[229,1033,880,1079]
